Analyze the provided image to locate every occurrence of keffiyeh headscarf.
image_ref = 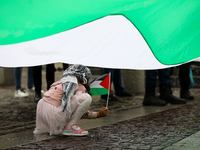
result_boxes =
[61,64,92,117]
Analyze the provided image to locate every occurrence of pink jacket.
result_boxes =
[43,80,63,107]
[43,80,98,118]
[43,80,86,107]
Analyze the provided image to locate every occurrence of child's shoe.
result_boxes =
[62,125,88,136]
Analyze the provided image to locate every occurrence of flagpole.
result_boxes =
[106,72,111,108]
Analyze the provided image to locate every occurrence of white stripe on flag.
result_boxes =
[0,15,177,69]
[90,81,104,88]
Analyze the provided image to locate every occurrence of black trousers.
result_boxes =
[33,64,55,93]
[179,63,191,90]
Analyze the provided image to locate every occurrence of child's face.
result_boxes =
[87,78,91,84]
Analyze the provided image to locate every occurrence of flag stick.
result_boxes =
[106,72,111,108]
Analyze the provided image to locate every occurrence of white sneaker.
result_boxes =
[28,87,35,95]
[15,89,29,98]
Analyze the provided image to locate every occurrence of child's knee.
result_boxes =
[70,96,80,112]
[78,93,92,105]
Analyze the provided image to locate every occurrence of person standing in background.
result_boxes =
[14,67,34,97]
[143,68,186,106]
[101,68,134,101]
[33,64,55,102]
[179,63,194,100]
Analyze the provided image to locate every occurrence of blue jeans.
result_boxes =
[145,68,171,86]
[14,67,34,90]
[102,68,125,95]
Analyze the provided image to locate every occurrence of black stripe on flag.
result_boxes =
[90,73,109,84]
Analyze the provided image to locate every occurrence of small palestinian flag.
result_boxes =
[89,73,111,96]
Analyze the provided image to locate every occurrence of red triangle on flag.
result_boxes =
[99,74,111,94]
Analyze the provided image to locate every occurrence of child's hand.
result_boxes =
[97,107,109,118]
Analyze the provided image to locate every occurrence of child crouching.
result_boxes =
[33,64,109,136]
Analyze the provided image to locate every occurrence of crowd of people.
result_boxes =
[14,63,195,136]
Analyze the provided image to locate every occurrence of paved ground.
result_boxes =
[1,68,200,149]
[0,68,143,137]
[3,99,200,150]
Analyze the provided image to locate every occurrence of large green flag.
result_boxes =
[0,0,200,68]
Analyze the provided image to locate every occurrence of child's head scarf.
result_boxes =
[61,64,92,117]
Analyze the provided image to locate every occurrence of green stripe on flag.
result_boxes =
[89,88,108,96]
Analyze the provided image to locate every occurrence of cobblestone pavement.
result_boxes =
[1,68,200,149]
[6,102,200,150]
[0,69,144,136]
[0,85,143,136]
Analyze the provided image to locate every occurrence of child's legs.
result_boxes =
[67,93,92,127]
[34,100,49,134]
[34,99,66,135]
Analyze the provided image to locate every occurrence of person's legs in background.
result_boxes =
[159,68,187,104]
[143,70,166,106]
[101,68,121,101]
[101,68,133,101]
[111,69,125,95]
[46,64,55,90]
[158,67,171,96]
[15,67,22,91]
[113,69,134,97]
[14,67,29,98]
[27,67,35,95]
[158,68,171,85]
[63,63,69,71]
[179,63,194,100]
[27,67,34,89]
[33,64,55,102]
[33,65,42,101]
